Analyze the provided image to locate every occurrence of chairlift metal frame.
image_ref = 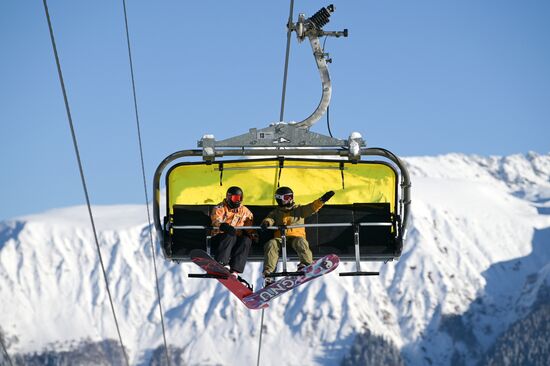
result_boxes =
[152,4,411,276]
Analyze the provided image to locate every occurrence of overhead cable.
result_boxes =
[41,1,129,364]
[120,0,171,364]
[0,336,14,366]
[258,1,296,364]
[279,0,295,122]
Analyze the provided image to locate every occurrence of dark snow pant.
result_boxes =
[211,233,252,273]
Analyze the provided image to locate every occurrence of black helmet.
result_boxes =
[275,186,294,207]
[226,186,243,208]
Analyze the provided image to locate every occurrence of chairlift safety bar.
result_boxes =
[170,222,393,230]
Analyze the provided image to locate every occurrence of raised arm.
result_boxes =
[297,191,335,218]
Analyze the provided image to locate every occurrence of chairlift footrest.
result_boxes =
[188,273,229,279]
[267,271,305,278]
[339,271,379,277]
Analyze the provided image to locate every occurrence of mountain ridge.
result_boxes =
[1,152,549,365]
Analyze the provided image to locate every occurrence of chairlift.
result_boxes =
[152,5,411,276]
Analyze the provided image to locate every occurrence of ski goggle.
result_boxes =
[275,193,293,201]
[227,194,242,203]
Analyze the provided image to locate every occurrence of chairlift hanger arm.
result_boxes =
[197,4,350,158]
[292,4,348,129]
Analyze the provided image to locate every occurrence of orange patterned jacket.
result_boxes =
[210,200,256,238]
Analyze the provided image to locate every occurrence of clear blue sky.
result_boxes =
[1,1,549,221]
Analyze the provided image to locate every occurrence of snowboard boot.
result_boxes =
[263,271,274,287]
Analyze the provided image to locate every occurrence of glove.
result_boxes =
[260,221,270,232]
[320,190,335,203]
[219,222,236,236]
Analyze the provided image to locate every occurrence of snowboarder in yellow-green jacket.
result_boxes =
[260,186,335,284]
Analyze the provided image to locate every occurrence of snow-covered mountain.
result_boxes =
[1,152,549,366]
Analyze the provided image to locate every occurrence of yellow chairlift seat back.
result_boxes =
[167,158,397,213]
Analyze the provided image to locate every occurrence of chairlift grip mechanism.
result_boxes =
[198,4,353,162]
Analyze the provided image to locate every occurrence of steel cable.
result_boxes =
[256,307,266,366]
[279,0,295,122]
[120,1,171,365]
[42,1,129,364]
[257,1,295,365]
[0,336,14,366]
[322,36,334,138]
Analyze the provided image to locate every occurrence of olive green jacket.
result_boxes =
[261,199,324,238]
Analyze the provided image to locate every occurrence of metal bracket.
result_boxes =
[200,123,344,147]
[198,127,365,162]
[198,4,352,162]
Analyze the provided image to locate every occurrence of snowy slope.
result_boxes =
[1,152,549,366]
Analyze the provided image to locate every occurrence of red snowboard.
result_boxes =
[189,249,268,309]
